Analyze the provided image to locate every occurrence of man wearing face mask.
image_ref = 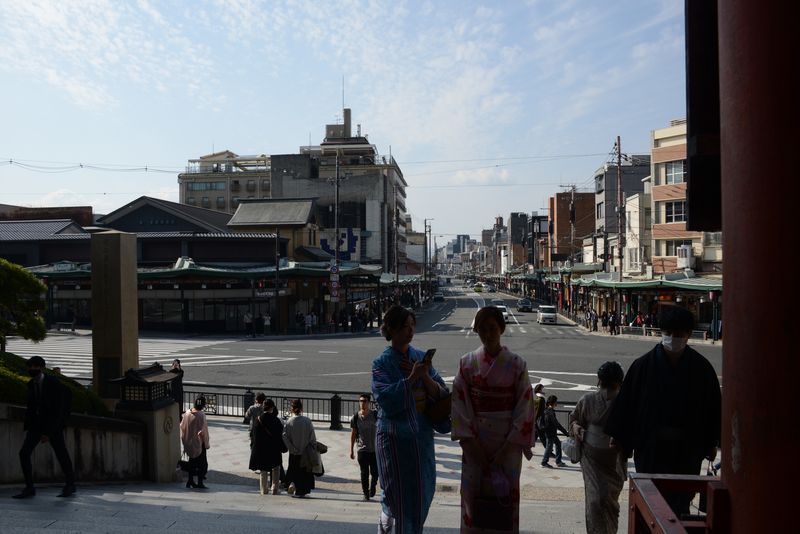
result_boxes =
[604,305,721,517]
[13,356,75,499]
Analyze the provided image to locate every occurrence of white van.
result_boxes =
[537,305,557,324]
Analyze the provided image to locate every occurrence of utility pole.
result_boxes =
[616,135,625,320]
[275,226,280,333]
[560,185,577,264]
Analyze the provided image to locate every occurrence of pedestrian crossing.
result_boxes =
[5,336,297,378]
[452,325,589,337]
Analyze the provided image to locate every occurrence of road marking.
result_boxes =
[318,350,339,354]
[246,349,264,352]
[211,348,230,351]
[317,371,371,376]
[281,350,302,353]
[519,328,527,333]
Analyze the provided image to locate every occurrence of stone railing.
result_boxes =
[0,403,146,484]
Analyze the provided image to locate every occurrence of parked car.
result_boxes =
[433,292,445,302]
[495,305,510,323]
[516,298,533,312]
[537,305,557,324]
[486,285,497,293]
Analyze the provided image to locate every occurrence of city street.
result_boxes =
[6,286,723,405]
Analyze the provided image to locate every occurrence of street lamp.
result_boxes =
[423,218,434,303]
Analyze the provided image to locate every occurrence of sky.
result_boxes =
[0,0,686,240]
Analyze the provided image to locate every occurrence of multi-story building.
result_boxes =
[650,119,722,274]
[526,212,549,270]
[507,212,527,269]
[178,108,406,272]
[548,192,595,267]
[624,177,652,275]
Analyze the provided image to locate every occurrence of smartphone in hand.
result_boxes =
[423,349,436,365]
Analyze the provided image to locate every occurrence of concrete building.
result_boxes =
[177,108,406,272]
[623,177,652,275]
[650,120,722,274]
[526,213,549,270]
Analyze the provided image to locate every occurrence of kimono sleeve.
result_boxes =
[569,396,586,439]
[604,358,642,455]
[505,359,536,447]
[429,365,452,434]
[451,358,477,441]
[371,356,412,418]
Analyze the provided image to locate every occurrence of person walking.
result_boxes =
[13,356,76,499]
[243,392,266,447]
[350,393,379,501]
[264,312,271,335]
[243,310,253,337]
[540,395,569,468]
[601,310,609,333]
[570,362,627,534]
[372,305,451,533]
[282,399,316,498]
[304,312,313,335]
[249,399,285,495]
[451,306,535,533]
[605,305,721,517]
[533,384,547,448]
[180,396,210,489]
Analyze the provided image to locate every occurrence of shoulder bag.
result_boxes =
[562,437,582,464]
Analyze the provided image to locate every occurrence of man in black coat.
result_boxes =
[605,306,721,517]
[13,356,76,499]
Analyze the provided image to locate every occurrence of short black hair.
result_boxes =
[546,394,558,406]
[290,398,303,413]
[534,384,544,393]
[597,361,624,388]
[194,396,207,410]
[256,392,267,403]
[27,356,46,368]
[659,305,695,333]
[473,306,506,333]
[263,398,276,411]
[380,305,416,341]
[359,392,371,401]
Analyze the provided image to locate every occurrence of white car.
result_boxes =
[495,305,509,323]
[537,305,557,324]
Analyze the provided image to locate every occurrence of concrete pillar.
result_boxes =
[91,231,139,407]
[718,1,796,530]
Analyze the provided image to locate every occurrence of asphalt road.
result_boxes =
[7,285,723,405]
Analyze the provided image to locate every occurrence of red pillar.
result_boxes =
[718,1,798,530]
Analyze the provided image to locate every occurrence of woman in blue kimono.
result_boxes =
[372,305,451,533]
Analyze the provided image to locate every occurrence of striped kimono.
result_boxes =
[451,346,535,533]
[372,345,451,533]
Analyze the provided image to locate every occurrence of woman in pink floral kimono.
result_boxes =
[452,306,536,533]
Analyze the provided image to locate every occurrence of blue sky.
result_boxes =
[0,0,685,238]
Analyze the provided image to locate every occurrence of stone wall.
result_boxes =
[0,403,145,484]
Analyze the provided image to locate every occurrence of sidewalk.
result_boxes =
[0,415,629,533]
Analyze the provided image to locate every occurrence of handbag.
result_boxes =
[426,391,452,424]
[562,437,582,463]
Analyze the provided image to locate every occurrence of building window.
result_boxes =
[665,239,693,256]
[216,196,225,209]
[665,160,686,184]
[596,202,604,219]
[665,201,686,223]
[246,180,256,192]
[201,196,210,208]
[232,196,240,207]
[231,180,241,192]
[261,179,270,191]
[187,181,225,191]
[187,197,196,206]
[595,175,604,193]
[627,247,640,270]
[703,231,722,246]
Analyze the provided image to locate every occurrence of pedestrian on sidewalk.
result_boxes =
[601,310,609,333]
[605,305,721,517]
[608,311,618,336]
[592,309,599,332]
[264,312,271,335]
[533,384,547,448]
[180,396,210,489]
[540,395,569,468]
[451,306,535,533]
[282,399,316,498]
[372,305,451,533]
[243,311,254,337]
[570,361,627,534]
[250,399,286,495]
[350,393,379,501]
[13,356,76,499]
[243,392,266,448]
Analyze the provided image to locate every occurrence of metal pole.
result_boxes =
[616,135,624,320]
[334,152,340,330]
[275,226,280,334]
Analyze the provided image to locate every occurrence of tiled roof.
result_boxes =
[96,196,232,232]
[0,219,85,241]
[228,199,315,226]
